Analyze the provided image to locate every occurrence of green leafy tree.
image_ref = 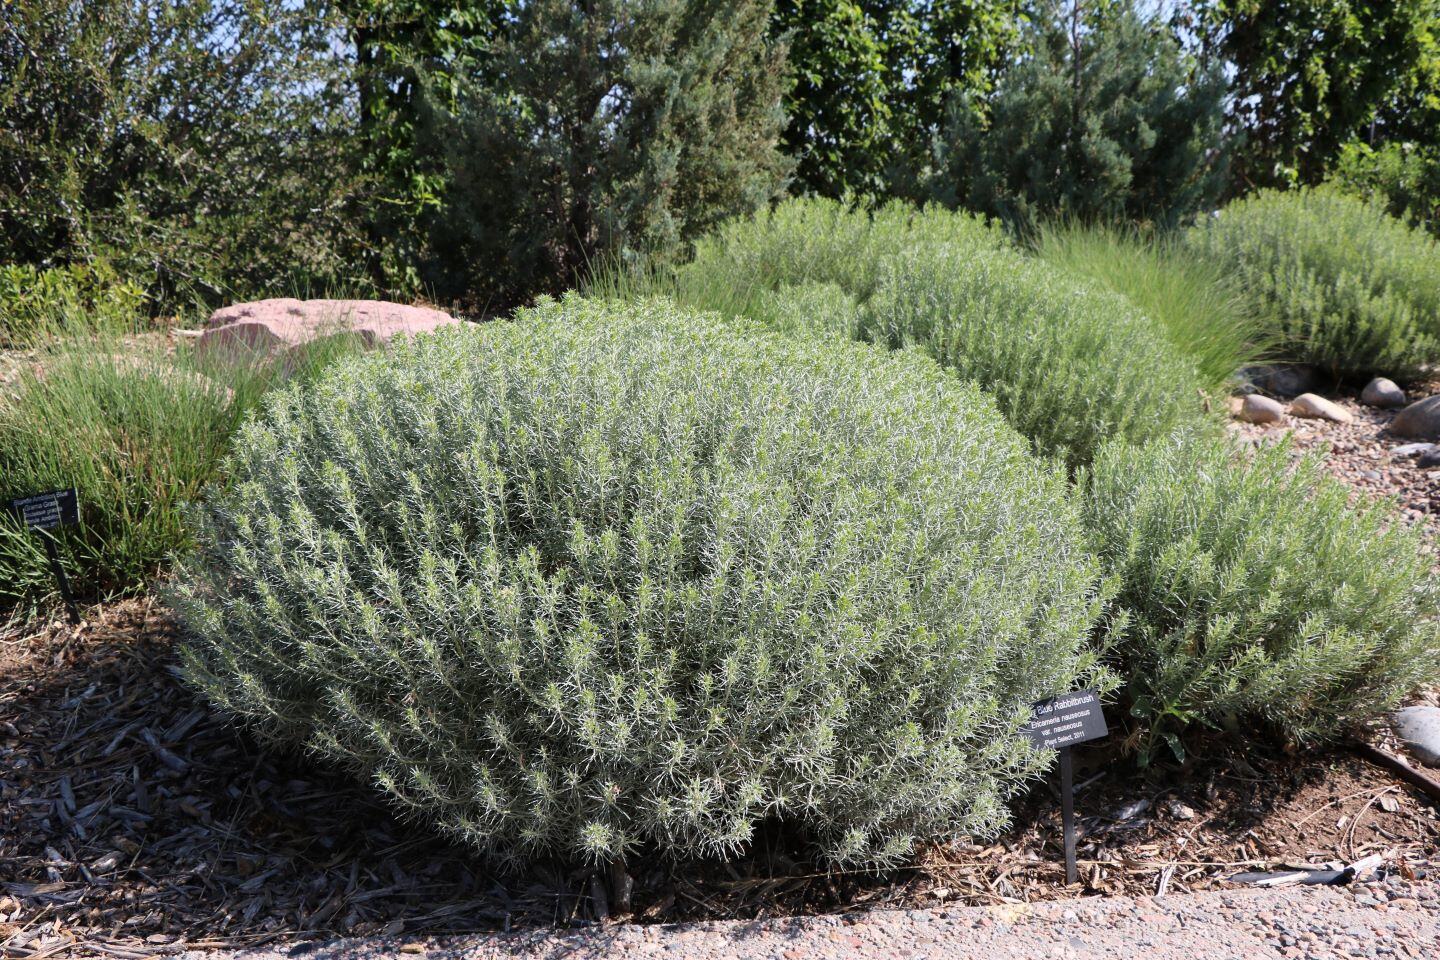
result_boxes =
[773,1,1026,198]
[1197,0,1439,189]
[922,0,1228,234]
[340,1,507,292]
[415,0,791,312]
[0,0,370,310]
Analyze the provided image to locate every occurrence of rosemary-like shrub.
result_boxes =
[1083,430,1440,759]
[172,295,1106,867]
[1186,188,1440,381]
[861,245,1211,467]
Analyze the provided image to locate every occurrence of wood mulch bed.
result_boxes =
[2,600,1437,958]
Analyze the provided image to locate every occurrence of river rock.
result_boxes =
[1360,377,1406,408]
[1389,395,1440,440]
[1392,707,1440,766]
[1236,364,1319,398]
[198,298,459,361]
[1289,393,1353,423]
[1235,394,1285,424]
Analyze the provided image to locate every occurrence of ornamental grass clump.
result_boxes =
[1083,430,1440,760]
[171,294,1107,868]
[861,244,1211,467]
[1186,188,1440,381]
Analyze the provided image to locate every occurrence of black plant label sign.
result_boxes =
[1024,688,1108,751]
[8,488,82,623]
[8,489,80,530]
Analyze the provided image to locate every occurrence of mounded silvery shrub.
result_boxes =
[1186,188,1440,381]
[171,295,1107,867]
[861,244,1211,467]
[1083,430,1440,759]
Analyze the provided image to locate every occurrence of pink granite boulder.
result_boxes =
[197,299,458,362]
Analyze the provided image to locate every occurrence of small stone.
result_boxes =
[1361,377,1407,408]
[1166,798,1198,820]
[1391,442,1436,457]
[1389,395,1440,440]
[1289,393,1353,423]
[1236,394,1285,424]
[1391,706,1440,766]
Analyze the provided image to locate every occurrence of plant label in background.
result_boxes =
[8,489,79,530]
[1024,689,1108,750]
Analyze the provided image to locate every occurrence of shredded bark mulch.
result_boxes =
[2,601,1437,958]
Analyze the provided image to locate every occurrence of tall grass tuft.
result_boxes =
[0,331,366,617]
[1036,223,1269,392]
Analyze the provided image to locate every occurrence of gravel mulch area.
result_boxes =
[3,602,1438,958]
[185,878,1440,960]
[1227,383,1440,545]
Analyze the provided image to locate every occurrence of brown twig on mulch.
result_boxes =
[2,602,1438,958]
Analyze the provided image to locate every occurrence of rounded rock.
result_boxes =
[1236,394,1285,424]
[1389,395,1440,441]
[1361,377,1407,408]
[1289,393,1353,423]
[1392,706,1440,766]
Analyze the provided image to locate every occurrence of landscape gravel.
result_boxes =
[186,875,1440,960]
[1228,385,1440,550]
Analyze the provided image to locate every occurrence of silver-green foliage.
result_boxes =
[1186,188,1440,381]
[1084,430,1440,757]
[588,197,1009,321]
[171,295,1106,867]
[861,244,1211,467]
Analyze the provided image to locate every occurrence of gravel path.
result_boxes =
[190,874,1439,959]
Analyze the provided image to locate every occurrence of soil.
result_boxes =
[2,602,1437,958]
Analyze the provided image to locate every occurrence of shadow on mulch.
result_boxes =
[2,601,1436,957]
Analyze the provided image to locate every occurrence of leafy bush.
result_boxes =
[0,334,364,615]
[1331,140,1440,236]
[0,262,146,347]
[1186,188,1440,381]
[1,0,373,311]
[753,281,862,341]
[1083,430,1440,759]
[1036,224,1269,393]
[861,244,1210,466]
[171,294,1107,867]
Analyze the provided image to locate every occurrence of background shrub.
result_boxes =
[919,0,1228,236]
[591,198,1007,322]
[411,0,790,312]
[0,0,371,312]
[860,243,1211,466]
[0,334,363,615]
[0,262,146,347]
[1186,188,1440,382]
[172,294,1107,868]
[1083,430,1440,760]
[1330,139,1440,236]
[1035,223,1268,393]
